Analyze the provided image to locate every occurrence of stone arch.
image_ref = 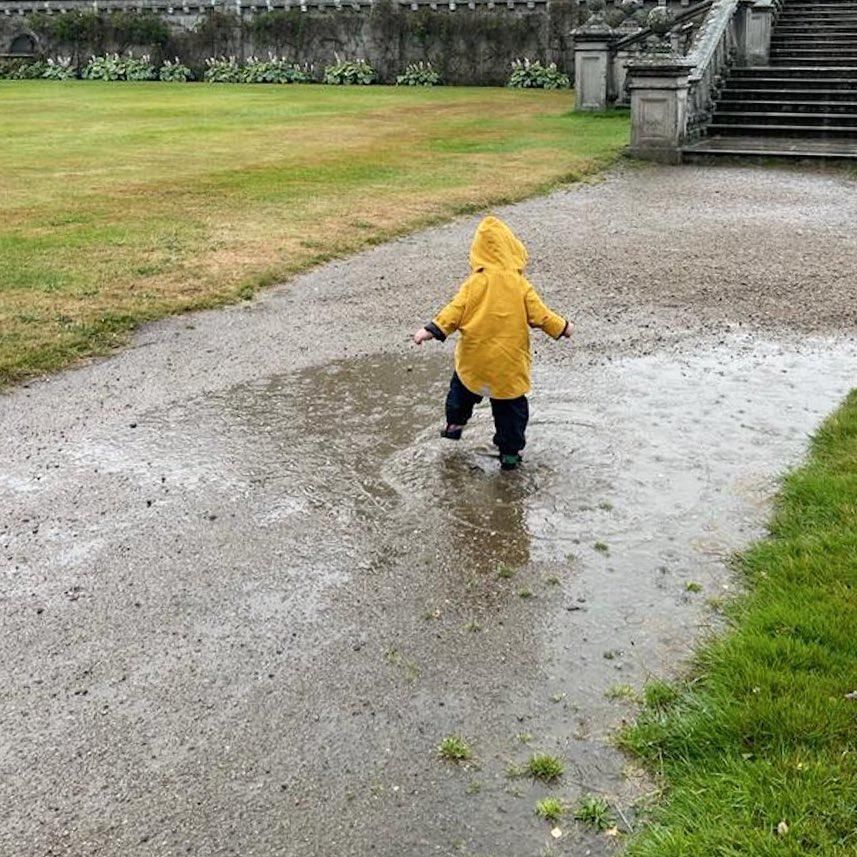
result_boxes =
[9,32,37,56]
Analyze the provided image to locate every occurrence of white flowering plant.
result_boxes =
[396,61,440,87]
[204,56,242,83]
[507,58,570,90]
[159,58,193,82]
[323,55,376,85]
[42,57,76,80]
[241,55,314,84]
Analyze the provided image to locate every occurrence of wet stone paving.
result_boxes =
[2,165,856,856]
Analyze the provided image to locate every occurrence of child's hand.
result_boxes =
[561,321,574,339]
[413,327,434,345]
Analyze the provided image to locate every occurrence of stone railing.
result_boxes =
[573,0,712,111]
[574,0,782,160]
[683,0,742,140]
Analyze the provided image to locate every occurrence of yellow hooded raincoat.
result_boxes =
[431,216,568,400]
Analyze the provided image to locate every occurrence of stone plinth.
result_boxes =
[741,0,775,66]
[627,57,694,163]
[574,28,616,111]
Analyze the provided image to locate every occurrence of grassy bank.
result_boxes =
[0,81,629,385]
[621,391,857,855]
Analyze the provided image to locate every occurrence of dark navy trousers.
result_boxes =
[445,372,529,456]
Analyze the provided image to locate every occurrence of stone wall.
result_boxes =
[0,0,582,84]
[0,0,698,84]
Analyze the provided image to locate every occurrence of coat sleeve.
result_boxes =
[524,282,568,340]
[431,277,472,340]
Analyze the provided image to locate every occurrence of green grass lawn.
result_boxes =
[621,390,857,856]
[0,80,629,384]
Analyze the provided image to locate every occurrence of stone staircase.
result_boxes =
[683,0,857,160]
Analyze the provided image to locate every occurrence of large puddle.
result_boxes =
[4,334,856,856]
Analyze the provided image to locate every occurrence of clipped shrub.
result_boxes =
[82,53,155,81]
[323,55,375,85]
[241,55,314,84]
[42,57,77,80]
[123,54,156,81]
[83,53,125,80]
[203,55,241,83]
[507,58,570,90]
[159,58,193,82]
[0,59,49,79]
[396,61,440,87]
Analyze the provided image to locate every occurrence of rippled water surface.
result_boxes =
[3,335,856,856]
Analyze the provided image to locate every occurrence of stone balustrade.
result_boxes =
[573,0,782,160]
[1,0,551,15]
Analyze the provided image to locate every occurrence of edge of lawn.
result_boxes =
[1,115,633,390]
[617,389,857,855]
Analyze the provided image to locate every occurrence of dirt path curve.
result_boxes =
[2,165,856,857]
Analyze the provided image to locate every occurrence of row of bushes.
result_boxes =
[19,3,578,86]
[0,54,570,88]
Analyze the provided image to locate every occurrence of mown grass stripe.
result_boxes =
[0,81,629,385]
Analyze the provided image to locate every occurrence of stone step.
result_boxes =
[771,43,857,51]
[771,56,857,65]
[777,14,857,22]
[682,135,857,160]
[771,45,857,52]
[781,3,857,7]
[713,110,857,127]
[717,98,857,112]
[771,39,857,49]
[722,87,857,100]
[782,1,857,7]
[707,121,857,137]
[730,65,857,78]
[771,51,857,60]
[779,8,857,13]
[774,24,857,30]
[774,26,857,34]
[778,10,857,16]
[771,36,857,44]
[779,6,857,13]
[778,9,857,16]
[725,80,857,91]
[779,4,857,10]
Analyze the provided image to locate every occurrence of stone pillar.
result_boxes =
[573,30,617,111]
[741,0,775,66]
[613,46,638,104]
[626,58,694,163]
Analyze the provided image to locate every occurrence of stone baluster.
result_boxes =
[740,0,775,65]
[573,0,616,111]
[626,8,693,162]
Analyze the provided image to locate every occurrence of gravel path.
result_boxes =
[2,164,856,857]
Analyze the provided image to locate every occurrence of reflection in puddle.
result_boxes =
[46,334,857,856]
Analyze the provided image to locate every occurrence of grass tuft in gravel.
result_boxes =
[526,754,564,782]
[535,797,565,822]
[438,735,473,763]
[573,794,614,831]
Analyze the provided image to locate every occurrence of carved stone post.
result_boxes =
[626,58,694,163]
[741,0,775,66]
[613,0,644,104]
[573,0,616,111]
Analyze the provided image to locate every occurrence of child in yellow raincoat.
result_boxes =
[413,215,572,470]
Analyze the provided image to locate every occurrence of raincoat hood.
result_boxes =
[469,216,529,273]
[429,214,568,400]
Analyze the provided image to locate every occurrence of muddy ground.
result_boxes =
[2,164,856,857]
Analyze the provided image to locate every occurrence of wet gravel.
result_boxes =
[1,164,856,857]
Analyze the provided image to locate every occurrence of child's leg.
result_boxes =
[445,372,482,428]
[490,395,529,457]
